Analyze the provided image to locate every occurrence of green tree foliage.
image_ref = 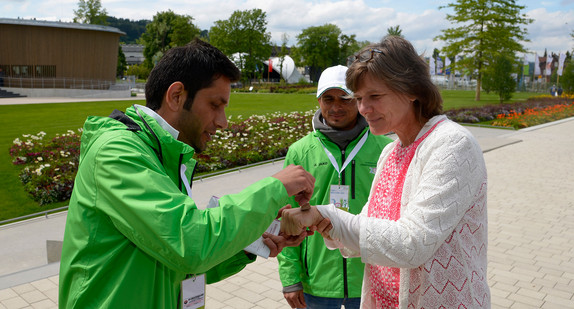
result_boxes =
[107,16,150,44]
[73,0,107,25]
[560,60,574,94]
[117,46,127,78]
[339,34,361,65]
[293,24,341,82]
[209,9,272,83]
[277,33,290,84]
[139,10,200,69]
[387,25,403,37]
[435,0,533,101]
[482,54,516,103]
[126,63,151,80]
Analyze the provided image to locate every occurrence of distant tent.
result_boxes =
[264,56,310,84]
[229,53,310,84]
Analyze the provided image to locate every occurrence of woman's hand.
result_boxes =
[280,206,324,236]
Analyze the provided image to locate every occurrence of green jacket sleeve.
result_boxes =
[277,148,305,288]
[205,251,257,284]
[91,133,288,275]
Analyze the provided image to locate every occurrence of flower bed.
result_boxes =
[9,111,314,205]
[9,95,574,206]
[491,102,574,129]
[444,94,574,124]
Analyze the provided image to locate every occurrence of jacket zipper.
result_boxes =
[341,149,349,298]
[351,160,356,199]
[178,154,197,194]
[178,154,184,191]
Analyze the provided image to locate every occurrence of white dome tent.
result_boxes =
[264,56,310,84]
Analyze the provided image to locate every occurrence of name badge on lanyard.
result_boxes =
[330,185,350,211]
[181,274,205,309]
[316,130,369,213]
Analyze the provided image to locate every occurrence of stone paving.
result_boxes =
[0,106,573,308]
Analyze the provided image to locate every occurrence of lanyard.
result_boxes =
[316,130,369,180]
[180,164,193,198]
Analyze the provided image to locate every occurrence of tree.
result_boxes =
[126,63,151,80]
[106,16,150,44]
[293,24,341,82]
[435,0,532,101]
[482,54,517,103]
[117,46,127,78]
[209,9,272,83]
[278,33,290,84]
[386,25,403,37]
[339,34,361,65]
[139,11,200,68]
[561,61,574,94]
[73,0,107,25]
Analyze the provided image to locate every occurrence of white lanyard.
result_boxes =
[180,164,193,198]
[316,130,369,179]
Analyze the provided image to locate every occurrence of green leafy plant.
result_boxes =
[9,130,81,205]
[9,111,314,205]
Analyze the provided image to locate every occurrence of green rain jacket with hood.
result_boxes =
[277,111,393,299]
[59,105,289,308]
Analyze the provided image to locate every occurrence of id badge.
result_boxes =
[330,185,350,212]
[181,274,205,309]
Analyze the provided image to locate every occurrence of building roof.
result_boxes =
[0,18,125,35]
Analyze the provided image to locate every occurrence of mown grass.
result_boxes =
[0,90,538,221]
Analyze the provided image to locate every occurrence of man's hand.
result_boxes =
[262,204,315,257]
[262,231,312,258]
[280,206,324,236]
[283,290,306,309]
[272,165,315,205]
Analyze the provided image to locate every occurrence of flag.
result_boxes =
[429,57,435,75]
[268,58,273,73]
[558,52,567,76]
[455,55,462,76]
[445,57,451,75]
[523,54,529,75]
[436,56,443,74]
[545,55,553,76]
[534,53,540,76]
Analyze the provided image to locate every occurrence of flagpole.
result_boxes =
[556,51,562,87]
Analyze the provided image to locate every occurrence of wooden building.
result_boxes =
[0,18,124,89]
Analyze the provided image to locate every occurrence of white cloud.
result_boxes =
[523,8,574,56]
[1,0,572,56]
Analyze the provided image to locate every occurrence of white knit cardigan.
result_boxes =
[318,115,491,308]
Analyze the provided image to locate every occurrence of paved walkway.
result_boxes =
[0,99,573,308]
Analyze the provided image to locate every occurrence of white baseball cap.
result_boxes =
[316,65,353,98]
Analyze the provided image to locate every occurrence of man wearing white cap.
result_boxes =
[278,65,393,308]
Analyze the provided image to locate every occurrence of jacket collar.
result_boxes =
[125,105,195,164]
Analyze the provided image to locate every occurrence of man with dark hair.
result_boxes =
[59,38,315,308]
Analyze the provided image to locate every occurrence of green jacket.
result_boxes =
[277,128,392,298]
[59,105,288,308]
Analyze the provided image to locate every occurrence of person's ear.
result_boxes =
[164,82,187,112]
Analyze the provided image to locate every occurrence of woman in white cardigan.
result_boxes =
[281,36,490,309]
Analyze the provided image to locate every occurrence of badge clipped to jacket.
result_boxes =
[330,185,350,212]
[181,274,205,309]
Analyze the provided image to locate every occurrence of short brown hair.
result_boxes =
[346,36,443,122]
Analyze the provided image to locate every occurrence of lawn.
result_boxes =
[0,90,538,221]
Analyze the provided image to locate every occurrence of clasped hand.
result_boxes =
[280,206,332,238]
[262,205,314,257]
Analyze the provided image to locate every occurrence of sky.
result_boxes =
[1,0,573,62]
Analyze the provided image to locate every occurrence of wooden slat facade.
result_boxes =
[0,19,123,87]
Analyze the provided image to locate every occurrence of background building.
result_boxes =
[121,44,145,66]
[0,18,126,97]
